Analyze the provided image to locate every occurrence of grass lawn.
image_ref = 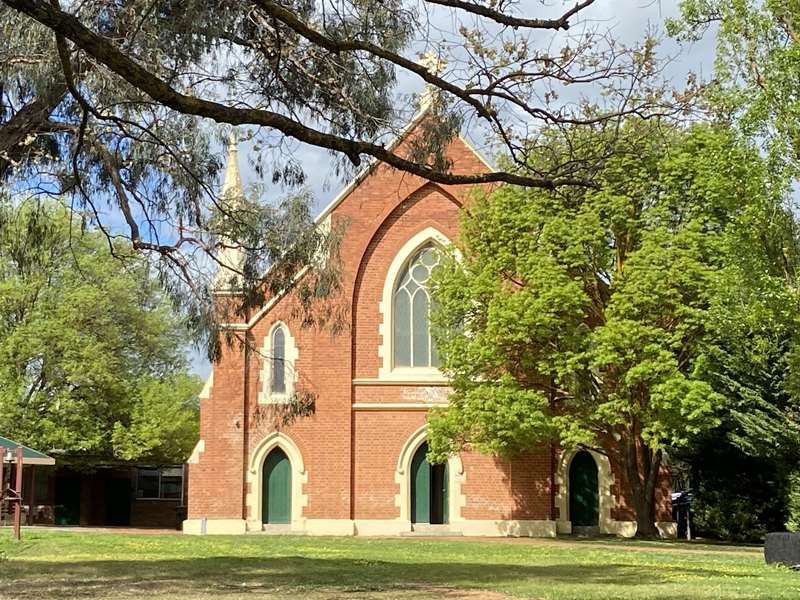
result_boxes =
[1,530,798,600]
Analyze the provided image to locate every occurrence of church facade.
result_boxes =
[184,114,675,537]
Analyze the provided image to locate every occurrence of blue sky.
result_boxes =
[189,0,717,379]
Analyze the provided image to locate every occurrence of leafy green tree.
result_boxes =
[427,122,776,536]
[669,0,800,175]
[0,198,201,463]
[674,166,800,540]
[111,374,201,464]
[661,3,800,538]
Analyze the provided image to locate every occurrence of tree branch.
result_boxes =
[0,81,67,178]
[3,0,591,189]
[250,0,495,121]
[422,0,595,30]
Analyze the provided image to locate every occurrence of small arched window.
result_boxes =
[259,322,296,404]
[271,326,286,394]
[393,244,441,368]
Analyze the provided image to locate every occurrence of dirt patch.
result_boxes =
[415,586,520,600]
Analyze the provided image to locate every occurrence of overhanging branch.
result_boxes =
[3,0,591,189]
[422,0,596,30]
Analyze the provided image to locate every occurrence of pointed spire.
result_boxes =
[221,130,243,202]
[214,129,246,290]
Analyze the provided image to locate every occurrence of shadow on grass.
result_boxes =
[558,536,764,552]
[3,555,758,599]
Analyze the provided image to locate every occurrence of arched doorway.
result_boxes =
[569,450,599,528]
[262,447,291,524]
[410,442,448,524]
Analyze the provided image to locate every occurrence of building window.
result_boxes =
[259,322,297,403]
[136,467,184,501]
[271,326,286,394]
[393,244,441,368]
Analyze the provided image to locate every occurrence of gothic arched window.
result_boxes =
[271,326,286,394]
[393,244,441,368]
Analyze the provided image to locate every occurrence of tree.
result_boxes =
[665,1,800,539]
[0,197,201,464]
[0,0,695,350]
[673,157,800,540]
[426,122,774,536]
[668,0,800,175]
[111,374,202,464]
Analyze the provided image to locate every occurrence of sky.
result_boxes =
[189,0,718,379]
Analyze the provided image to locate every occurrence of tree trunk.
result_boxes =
[632,486,658,537]
[622,433,662,538]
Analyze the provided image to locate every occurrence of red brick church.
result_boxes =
[184,108,675,537]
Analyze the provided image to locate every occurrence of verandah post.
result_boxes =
[13,446,23,540]
[0,447,5,524]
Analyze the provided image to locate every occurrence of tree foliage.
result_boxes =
[673,135,800,541]
[0,198,201,464]
[427,121,781,535]
[669,0,800,175]
[0,0,695,350]
[665,0,800,540]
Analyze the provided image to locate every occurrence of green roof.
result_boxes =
[0,436,55,465]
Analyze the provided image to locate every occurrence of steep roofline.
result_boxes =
[314,121,494,226]
[221,107,495,330]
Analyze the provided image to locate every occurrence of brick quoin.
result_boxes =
[186,114,674,537]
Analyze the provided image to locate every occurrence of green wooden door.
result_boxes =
[411,442,430,523]
[411,442,449,524]
[262,448,291,524]
[430,461,449,524]
[569,451,599,527]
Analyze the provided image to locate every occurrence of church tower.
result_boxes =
[213,133,246,289]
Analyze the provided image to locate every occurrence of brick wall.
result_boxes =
[187,120,673,531]
[188,340,247,519]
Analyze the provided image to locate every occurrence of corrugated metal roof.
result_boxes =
[0,436,56,465]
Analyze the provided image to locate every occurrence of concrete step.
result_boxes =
[571,525,601,537]
[256,524,307,535]
[401,524,463,537]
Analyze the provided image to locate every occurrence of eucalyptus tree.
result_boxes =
[0,0,694,350]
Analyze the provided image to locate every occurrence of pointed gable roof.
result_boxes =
[222,108,494,329]
[314,107,494,227]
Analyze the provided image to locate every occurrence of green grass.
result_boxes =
[1,530,797,599]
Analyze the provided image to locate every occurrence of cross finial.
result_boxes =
[418,51,448,113]
[419,50,447,77]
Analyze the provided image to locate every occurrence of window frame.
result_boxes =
[258,321,297,404]
[392,244,441,369]
[377,228,451,383]
[270,326,287,394]
[135,466,185,503]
